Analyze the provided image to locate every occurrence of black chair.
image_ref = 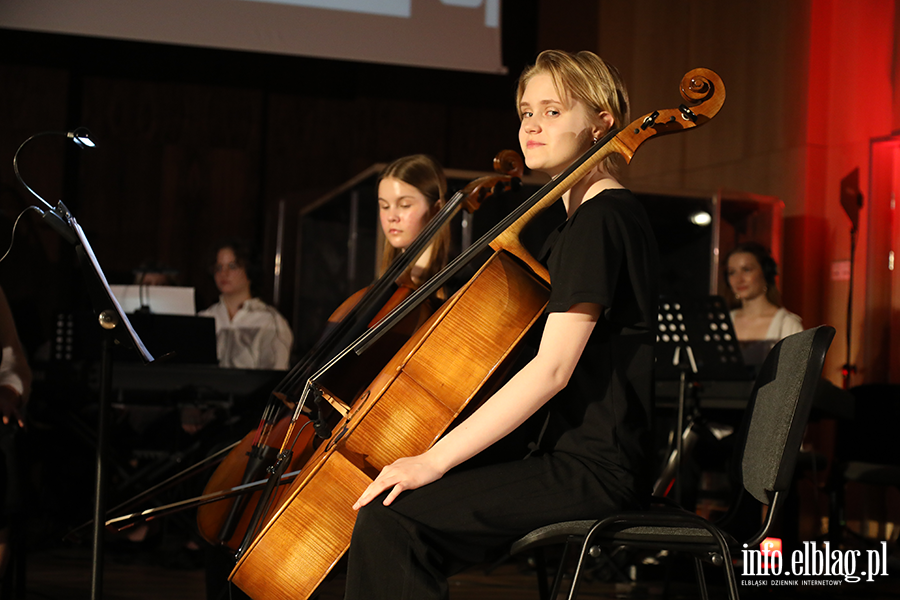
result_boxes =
[510,325,836,600]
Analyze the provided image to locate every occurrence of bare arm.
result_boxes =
[353,301,602,509]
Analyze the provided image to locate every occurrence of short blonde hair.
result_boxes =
[516,50,630,175]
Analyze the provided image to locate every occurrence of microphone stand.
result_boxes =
[841,222,858,389]
[838,169,862,390]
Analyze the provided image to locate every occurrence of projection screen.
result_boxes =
[0,0,505,74]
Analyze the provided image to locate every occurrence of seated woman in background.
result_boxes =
[327,153,451,322]
[202,157,451,600]
[726,241,802,370]
[376,154,450,289]
[199,239,293,370]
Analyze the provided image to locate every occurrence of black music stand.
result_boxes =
[12,128,154,600]
[655,296,745,504]
[50,203,154,600]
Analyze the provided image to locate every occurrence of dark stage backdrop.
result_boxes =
[0,10,537,358]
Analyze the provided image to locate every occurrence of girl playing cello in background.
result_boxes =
[345,49,660,600]
[313,153,451,345]
[376,154,450,292]
[204,153,451,600]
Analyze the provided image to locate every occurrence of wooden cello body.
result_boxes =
[231,250,548,599]
[196,284,430,549]
[230,68,725,600]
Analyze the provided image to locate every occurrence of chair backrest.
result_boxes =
[736,326,835,505]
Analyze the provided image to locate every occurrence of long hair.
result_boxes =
[376,154,449,286]
[516,50,630,176]
[725,241,782,307]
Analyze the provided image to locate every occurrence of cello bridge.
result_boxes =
[319,389,351,418]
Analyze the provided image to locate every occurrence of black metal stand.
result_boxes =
[91,334,112,600]
[11,130,153,600]
[673,359,692,505]
[841,224,858,389]
[51,208,154,600]
[838,167,863,389]
[654,297,746,503]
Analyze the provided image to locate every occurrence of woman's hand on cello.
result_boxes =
[353,453,444,509]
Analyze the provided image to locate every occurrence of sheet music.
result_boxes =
[73,217,154,363]
[110,285,196,315]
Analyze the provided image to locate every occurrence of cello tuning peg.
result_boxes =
[640,111,660,130]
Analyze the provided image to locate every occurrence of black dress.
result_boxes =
[344,188,659,600]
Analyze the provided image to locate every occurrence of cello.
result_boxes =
[195,152,525,550]
[230,68,725,600]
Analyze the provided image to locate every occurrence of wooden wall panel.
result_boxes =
[588,0,898,387]
[71,77,266,310]
[593,1,814,197]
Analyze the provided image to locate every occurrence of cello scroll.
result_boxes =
[610,68,725,163]
[457,149,524,214]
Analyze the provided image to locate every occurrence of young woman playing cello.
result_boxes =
[203,154,451,600]
[300,153,451,344]
[345,50,660,600]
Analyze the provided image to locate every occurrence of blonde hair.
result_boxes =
[376,154,450,286]
[516,50,630,175]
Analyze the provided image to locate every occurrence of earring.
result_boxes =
[592,136,598,144]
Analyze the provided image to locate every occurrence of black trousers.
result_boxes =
[344,452,631,600]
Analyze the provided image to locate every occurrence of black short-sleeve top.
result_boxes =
[536,188,659,500]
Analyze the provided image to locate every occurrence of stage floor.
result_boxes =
[19,542,900,600]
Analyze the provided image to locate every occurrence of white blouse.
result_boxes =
[199,297,293,370]
[730,307,803,370]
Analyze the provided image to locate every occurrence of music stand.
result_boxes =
[49,203,155,600]
[12,128,154,600]
[655,296,745,503]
